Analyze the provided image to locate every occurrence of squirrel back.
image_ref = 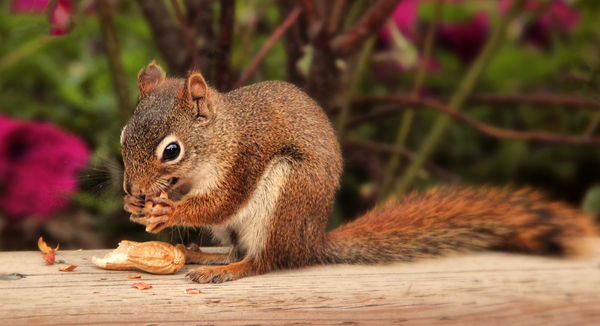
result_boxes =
[122,63,595,283]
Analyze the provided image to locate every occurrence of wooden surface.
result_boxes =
[1,240,600,326]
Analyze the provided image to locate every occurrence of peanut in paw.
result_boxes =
[142,191,173,217]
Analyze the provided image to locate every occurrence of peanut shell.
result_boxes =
[127,241,185,274]
[92,240,185,274]
[92,240,139,270]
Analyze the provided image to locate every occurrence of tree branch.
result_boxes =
[134,0,189,76]
[298,0,320,34]
[168,0,199,71]
[96,0,131,125]
[342,140,460,183]
[466,94,600,111]
[351,96,600,145]
[276,0,307,87]
[331,0,402,56]
[184,0,217,80]
[216,0,235,91]
[232,6,302,89]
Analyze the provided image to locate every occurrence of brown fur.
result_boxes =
[122,63,595,284]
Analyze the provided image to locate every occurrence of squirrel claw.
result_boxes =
[124,195,145,215]
[124,203,143,216]
[129,214,169,233]
[147,197,173,207]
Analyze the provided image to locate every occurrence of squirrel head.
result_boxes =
[121,62,221,199]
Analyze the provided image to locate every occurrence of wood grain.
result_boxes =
[1,240,599,325]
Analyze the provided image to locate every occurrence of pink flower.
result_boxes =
[11,0,47,12]
[378,0,419,49]
[377,0,488,71]
[500,0,580,50]
[436,13,490,64]
[375,0,444,74]
[11,0,73,36]
[0,116,89,220]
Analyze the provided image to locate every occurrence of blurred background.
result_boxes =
[1,0,599,251]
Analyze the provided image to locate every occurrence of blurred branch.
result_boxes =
[184,0,217,80]
[216,0,236,91]
[327,0,346,35]
[298,0,320,33]
[380,0,442,201]
[351,96,600,145]
[343,140,460,184]
[168,0,199,71]
[276,0,306,87]
[337,36,376,138]
[232,6,302,89]
[354,94,600,114]
[95,0,131,125]
[395,0,527,196]
[585,113,600,136]
[134,0,189,76]
[418,97,600,145]
[305,48,340,111]
[347,104,407,127]
[466,94,600,111]
[331,0,402,56]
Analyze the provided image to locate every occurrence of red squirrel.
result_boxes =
[122,62,594,283]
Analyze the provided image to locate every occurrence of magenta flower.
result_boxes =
[436,13,490,64]
[377,0,487,71]
[500,0,580,50]
[11,0,73,36]
[0,115,89,220]
[375,0,443,75]
[378,0,419,49]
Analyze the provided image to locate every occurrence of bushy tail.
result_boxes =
[319,187,595,264]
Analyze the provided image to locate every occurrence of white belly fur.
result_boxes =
[209,158,291,259]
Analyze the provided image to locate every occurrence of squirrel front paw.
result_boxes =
[125,193,177,233]
[124,195,145,217]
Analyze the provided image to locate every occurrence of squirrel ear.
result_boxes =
[180,72,212,123]
[138,61,166,98]
[187,73,208,100]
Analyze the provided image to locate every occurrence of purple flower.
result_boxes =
[11,0,74,36]
[0,115,89,220]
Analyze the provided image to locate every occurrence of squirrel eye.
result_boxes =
[162,142,181,162]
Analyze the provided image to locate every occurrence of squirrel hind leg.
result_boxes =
[175,244,232,265]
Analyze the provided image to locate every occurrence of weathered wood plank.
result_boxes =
[1,239,600,326]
